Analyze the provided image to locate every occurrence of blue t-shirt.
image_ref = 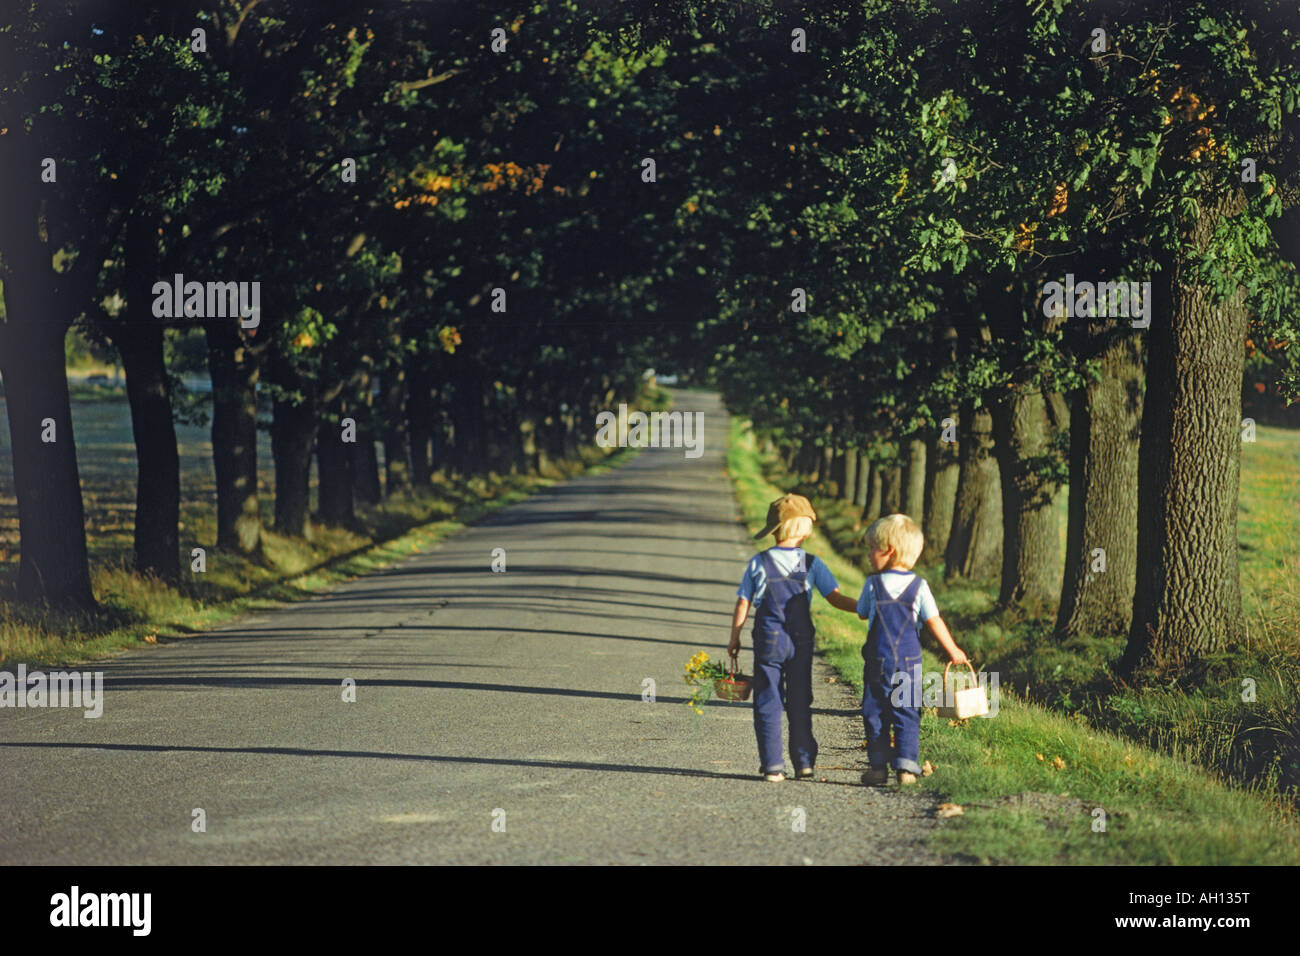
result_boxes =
[737,547,839,609]
[856,569,940,631]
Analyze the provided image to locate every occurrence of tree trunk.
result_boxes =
[520,415,541,474]
[829,449,845,498]
[922,430,959,565]
[990,385,1067,609]
[269,348,316,539]
[794,442,818,478]
[842,447,858,502]
[1123,191,1249,677]
[945,403,1002,582]
[1056,324,1143,639]
[117,318,181,580]
[818,443,834,485]
[352,429,381,504]
[0,137,97,609]
[381,368,411,496]
[0,299,97,610]
[853,450,869,507]
[316,409,355,527]
[348,365,381,504]
[880,463,902,516]
[861,462,882,523]
[902,438,926,519]
[204,321,262,555]
[450,368,485,476]
[405,356,434,486]
[562,410,579,458]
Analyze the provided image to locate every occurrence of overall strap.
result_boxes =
[867,573,923,653]
[894,573,924,610]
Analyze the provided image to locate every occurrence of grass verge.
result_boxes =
[726,414,1300,864]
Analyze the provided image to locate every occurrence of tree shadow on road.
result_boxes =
[0,740,869,786]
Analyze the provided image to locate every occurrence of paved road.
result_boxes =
[0,390,948,865]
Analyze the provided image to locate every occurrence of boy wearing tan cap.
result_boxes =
[728,494,859,782]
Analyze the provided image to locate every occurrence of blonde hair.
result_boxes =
[864,514,924,569]
[773,515,813,542]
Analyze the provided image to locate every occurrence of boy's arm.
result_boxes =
[727,597,750,655]
[811,557,857,613]
[825,588,858,613]
[925,615,968,664]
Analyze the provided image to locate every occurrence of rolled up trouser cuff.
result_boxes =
[892,756,922,775]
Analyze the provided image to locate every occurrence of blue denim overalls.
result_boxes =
[861,572,924,775]
[750,549,818,775]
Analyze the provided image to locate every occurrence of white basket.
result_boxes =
[936,661,990,719]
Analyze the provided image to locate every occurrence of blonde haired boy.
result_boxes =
[857,514,967,786]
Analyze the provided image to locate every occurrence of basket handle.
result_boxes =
[942,660,979,690]
[728,647,740,679]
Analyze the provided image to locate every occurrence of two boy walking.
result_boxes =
[729,493,968,784]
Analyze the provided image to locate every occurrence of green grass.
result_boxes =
[0,386,668,668]
[726,415,1300,864]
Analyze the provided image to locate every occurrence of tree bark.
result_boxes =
[316,409,355,527]
[203,320,262,554]
[0,124,97,610]
[0,298,97,610]
[817,442,834,485]
[519,414,542,474]
[902,438,926,519]
[842,447,857,502]
[381,368,411,496]
[405,355,435,486]
[880,462,902,516]
[990,384,1067,609]
[1056,323,1143,639]
[1123,190,1249,677]
[945,403,1002,582]
[112,212,182,581]
[794,442,818,478]
[117,318,181,579]
[351,428,382,504]
[922,430,959,565]
[853,450,869,507]
[348,365,381,504]
[269,348,316,539]
[450,366,485,476]
[861,462,882,523]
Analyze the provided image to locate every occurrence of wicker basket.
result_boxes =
[714,653,753,701]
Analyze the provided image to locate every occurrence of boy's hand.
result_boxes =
[949,647,969,666]
[727,635,741,657]
[825,588,858,613]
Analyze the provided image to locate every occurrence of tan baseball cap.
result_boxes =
[754,493,817,539]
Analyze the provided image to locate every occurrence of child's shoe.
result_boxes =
[794,766,815,780]
[897,771,918,785]
[860,767,889,786]
[763,769,786,783]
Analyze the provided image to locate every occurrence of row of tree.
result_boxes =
[2,1,1297,684]
[700,0,1300,679]
[1,1,688,611]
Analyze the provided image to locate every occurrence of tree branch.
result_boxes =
[395,68,463,94]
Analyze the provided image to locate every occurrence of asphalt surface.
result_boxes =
[0,390,949,865]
